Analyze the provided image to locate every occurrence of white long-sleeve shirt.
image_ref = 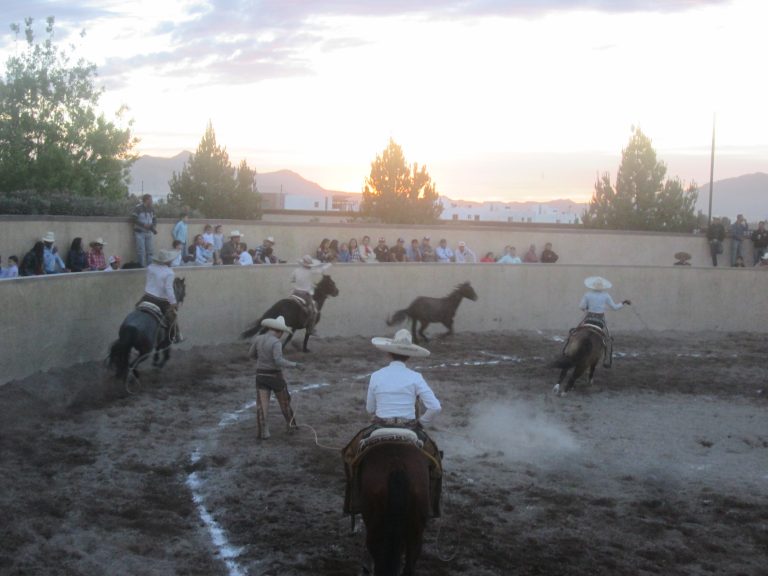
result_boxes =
[144,263,176,304]
[366,361,442,425]
[579,291,623,314]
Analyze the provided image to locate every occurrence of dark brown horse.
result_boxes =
[386,281,478,343]
[551,325,605,396]
[358,442,432,576]
[240,274,339,352]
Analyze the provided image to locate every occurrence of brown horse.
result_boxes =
[551,325,606,396]
[358,442,432,576]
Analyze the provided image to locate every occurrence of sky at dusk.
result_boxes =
[1,0,766,202]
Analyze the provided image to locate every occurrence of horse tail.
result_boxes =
[109,325,136,380]
[553,334,592,369]
[240,321,262,340]
[386,309,409,326]
[378,469,409,575]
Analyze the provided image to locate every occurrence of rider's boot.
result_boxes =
[257,390,271,439]
[603,338,614,368]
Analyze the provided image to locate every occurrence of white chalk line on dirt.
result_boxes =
[187,382,330,576]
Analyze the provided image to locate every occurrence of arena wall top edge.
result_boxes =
[1,262,765,386]
[0,215,746,267]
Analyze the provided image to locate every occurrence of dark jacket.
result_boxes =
[20,250,43,276]
[220,240,238,265]
[67,249,89,272]
[707,223,725,242]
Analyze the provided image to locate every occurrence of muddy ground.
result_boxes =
[1,330,767,576]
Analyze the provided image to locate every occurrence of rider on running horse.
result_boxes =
[290,255,331,334]
[574,276,631,367]
[137,248,182,343]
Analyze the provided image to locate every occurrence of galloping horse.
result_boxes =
[386,281,478,343]
[358,442,432,576]
[108,277,186,385]
[552,325,605,396]
[240,274,339,352]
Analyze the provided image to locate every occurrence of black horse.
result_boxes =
[387,281,478,343]
[358,442,432,576]
[551,325,606,396]
[108,277,186,385]
[240,274,339,352]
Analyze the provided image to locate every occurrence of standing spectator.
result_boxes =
[171,212,189,256]
[420,236,436,262]
[729,214,749,267]
[374,237,390,263]
[213,224,225,253]
[88,238,108,271]
[480,251,496,263]
[706,217,726,266]
[359,235,375,262]
[20,242,45,276]
[132,194,156,267]
[220,230,243,265]
[523,244,539,263]
[202,224,215,247]
[41,231,68,274]
[316,238,331,262]
[497,245,522,264]
[750,221,768,265]
[348,238,363,262]
[454,241,477,263]
[66,237,89,272]
[337,242,352,263]
[436,238,454,263]
[0,255,19,278]
[540,242,559,263]
[253,236,277,264]
[406,239,422,262]
[390,238,407,262]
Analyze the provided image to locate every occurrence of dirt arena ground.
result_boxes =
[1,329,767,576]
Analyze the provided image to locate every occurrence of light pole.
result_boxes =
[707,113,716,226]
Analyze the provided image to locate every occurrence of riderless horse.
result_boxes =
[108,277,186,388]
[240,274,339,352]
[387,281,478,343]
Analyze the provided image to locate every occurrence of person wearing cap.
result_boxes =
[291,255,331,332]
[220,230,242,265]
[436,238,454,263]
[420,236,436,262]
[41,231,68,274]
[254,236,277,264]
[249,315,299,439]
[390,238,407,262]
[342,329,443,517]
[454,241,477,263]
[138,248,182,342]
[132,194,157,268]
[88,238,109,271]
[576,276,631,368]
[104,255,122,272]
[373,237,390,263]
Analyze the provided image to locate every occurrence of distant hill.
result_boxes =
[128,151,191,196]
[695,172,768,221]
[257,169,346,198]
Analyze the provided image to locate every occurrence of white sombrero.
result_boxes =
[584,276,612,291]
[371,329,430,358]
[41,231,56,243]
[298,255,322,268]
[152,248,180,264]
[261,315,293,334]
[229,230,243,238]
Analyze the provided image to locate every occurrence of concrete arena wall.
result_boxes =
[0,215,753,267]
[1,262,765,386]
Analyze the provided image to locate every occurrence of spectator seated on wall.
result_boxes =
[0,255,19,278]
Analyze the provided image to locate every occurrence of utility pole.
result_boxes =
[707,114,716,226]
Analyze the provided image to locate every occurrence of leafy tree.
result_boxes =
[361,138,442,224]
[0,17,137,199]
[582,127,698,232]
[168,122,261,219]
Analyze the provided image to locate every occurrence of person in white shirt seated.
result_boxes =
[0,255,19,278]
[342,328,443,517]
[454,241,477,263]
[238,242,254,265]
[435,238,454,263]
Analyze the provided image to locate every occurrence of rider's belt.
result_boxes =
[373,417,417,426]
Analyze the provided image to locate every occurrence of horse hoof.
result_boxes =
[552,384,560,395]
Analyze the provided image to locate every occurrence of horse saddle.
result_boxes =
[358,427,423,453]
[290,293,310,307]
[136,301,165,324]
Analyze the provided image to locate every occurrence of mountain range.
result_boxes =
[128,152,766,220]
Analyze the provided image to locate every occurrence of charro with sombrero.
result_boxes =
[290,255,331,334]
[572,276,631,367]
[342,328,443,518]
[137,248,183,343]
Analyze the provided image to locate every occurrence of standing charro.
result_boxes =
[342,328,443,518]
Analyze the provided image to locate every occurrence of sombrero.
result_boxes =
[261,316,293,334]
[152,249,180,264]
[298,255,322,268]
[371,329,430,358]
[229,230,243,237]
[584,276,612,291]
[674,251,691,261]
[41,231,56,243]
